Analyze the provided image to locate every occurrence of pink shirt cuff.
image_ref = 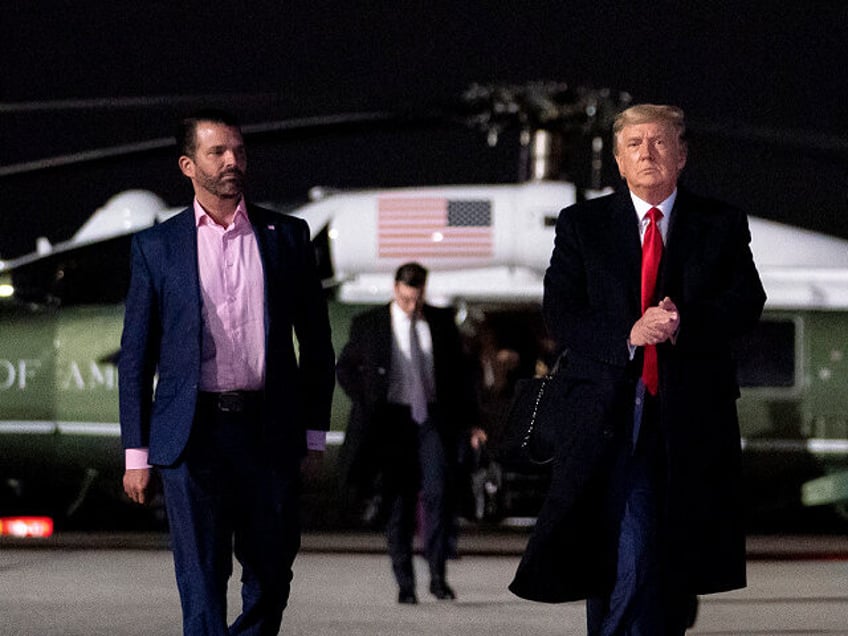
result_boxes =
[126,430,326,468]
[125,448,151,470]
[306,430,327,452]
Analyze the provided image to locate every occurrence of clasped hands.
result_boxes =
[630,297,680,347]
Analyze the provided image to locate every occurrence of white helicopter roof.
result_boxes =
[71,190,166,244]
[3,185,848,311]
[749,217,848,311]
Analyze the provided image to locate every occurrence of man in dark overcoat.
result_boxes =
[337,262,484,604]
[510,104,766,635]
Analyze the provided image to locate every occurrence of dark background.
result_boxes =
[3,1,848,260]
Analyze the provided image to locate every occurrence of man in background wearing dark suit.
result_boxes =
[510,104,765,635]
[119,109,335,635]
[337,262,485,604]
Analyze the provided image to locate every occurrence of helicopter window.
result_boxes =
[12,234,133,306]
[734,319,796,388]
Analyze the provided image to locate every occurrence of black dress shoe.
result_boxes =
[398,589,418,604]
[429,580,456,600]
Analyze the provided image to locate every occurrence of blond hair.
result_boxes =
[612,104,686,155]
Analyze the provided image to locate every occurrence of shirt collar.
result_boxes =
[194,196,249,228]
[390,301,414,325]
[629,189,677,224]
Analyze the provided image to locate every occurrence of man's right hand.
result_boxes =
[123,468,152,505]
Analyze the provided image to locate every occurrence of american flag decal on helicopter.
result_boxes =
[377,197,493,259]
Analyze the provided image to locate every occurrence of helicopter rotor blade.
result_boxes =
[5,84,845,183]
[0,111,411,178]
[0,139,175,177]
[0,93,284,114]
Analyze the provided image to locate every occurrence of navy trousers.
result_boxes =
[586,384,692,636]
[382,407,452,592]
[159,398,301,636]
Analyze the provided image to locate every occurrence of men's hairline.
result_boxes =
[612,104,686,156]
[394,262,429,289]
[177,109,242,160]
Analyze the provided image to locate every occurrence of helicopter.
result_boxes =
[2,82,848,531]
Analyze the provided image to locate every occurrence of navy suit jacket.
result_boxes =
[119,203,335,467]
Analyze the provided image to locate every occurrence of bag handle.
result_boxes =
[520,349,567,465]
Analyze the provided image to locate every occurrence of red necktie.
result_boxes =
[641,207,663,395]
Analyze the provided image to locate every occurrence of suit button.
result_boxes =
[602,429,614,440]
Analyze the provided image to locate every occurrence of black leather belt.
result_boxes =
[198,390,262,413]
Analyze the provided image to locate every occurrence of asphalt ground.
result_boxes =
[2,531,848,635]
[4,528,848,559]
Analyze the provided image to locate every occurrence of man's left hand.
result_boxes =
[300,449,324,484]
[470,427,488,451]
[658,296,681,342]
[630,296,680,346]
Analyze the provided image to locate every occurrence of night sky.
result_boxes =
[3,1,848,259]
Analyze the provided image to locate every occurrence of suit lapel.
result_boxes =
[247,205,279,339]
[248,205,277,276]
[170,207,202,323]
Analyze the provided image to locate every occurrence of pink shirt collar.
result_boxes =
[193,197,249,228]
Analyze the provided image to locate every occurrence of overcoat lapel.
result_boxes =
[610,192,642,314]
[422,305,442,373]
[659,190,702,298]
[377,305,393,370]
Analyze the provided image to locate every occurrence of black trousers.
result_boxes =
[381,404,452,592]
[159,394,301,636]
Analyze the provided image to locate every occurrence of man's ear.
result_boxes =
[677,143,688,171]
[178,155,195,179]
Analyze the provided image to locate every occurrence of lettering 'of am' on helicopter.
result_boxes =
[2,83,848,530]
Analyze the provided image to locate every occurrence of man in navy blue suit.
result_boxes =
[119,109,335,635]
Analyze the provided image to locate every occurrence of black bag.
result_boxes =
[498,351,569,467]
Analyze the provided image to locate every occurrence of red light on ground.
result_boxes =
[0,517,54,538]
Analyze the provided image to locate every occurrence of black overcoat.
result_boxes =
[336,303,478,489]
[510,188,766,602]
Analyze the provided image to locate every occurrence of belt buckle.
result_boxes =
[217,392,243,413]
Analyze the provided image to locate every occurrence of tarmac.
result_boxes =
[1,531,848,635]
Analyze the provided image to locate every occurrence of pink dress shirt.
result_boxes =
[125,198,325,470]
[196,199,266,392]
